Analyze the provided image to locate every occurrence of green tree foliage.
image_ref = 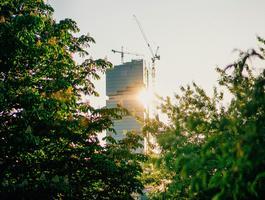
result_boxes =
[146,38,265,200]
[0,0,143,199]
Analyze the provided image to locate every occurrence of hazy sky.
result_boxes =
[50,0,265,107]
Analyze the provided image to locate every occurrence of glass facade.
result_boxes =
[106,60,145,141]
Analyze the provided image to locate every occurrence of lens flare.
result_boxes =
[137,88,154,108]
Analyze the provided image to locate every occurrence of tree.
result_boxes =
[0,0,143,199]
[145,37,265,200]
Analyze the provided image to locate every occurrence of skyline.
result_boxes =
[50,0,265,107]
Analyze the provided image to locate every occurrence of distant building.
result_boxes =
[106,59,146,142]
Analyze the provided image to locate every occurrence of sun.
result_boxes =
[137,88,154,109]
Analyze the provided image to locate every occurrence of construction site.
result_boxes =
[105,15,160,153]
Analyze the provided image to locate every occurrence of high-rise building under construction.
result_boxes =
[106,59,146,142]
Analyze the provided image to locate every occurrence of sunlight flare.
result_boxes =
[137,88,154,109]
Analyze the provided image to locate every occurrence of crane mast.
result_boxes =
[133,15,161,154]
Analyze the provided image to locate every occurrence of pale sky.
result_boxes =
[50,0,265,107]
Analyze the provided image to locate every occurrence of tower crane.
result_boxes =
[111,46,144,64]
[133,15,160,87]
